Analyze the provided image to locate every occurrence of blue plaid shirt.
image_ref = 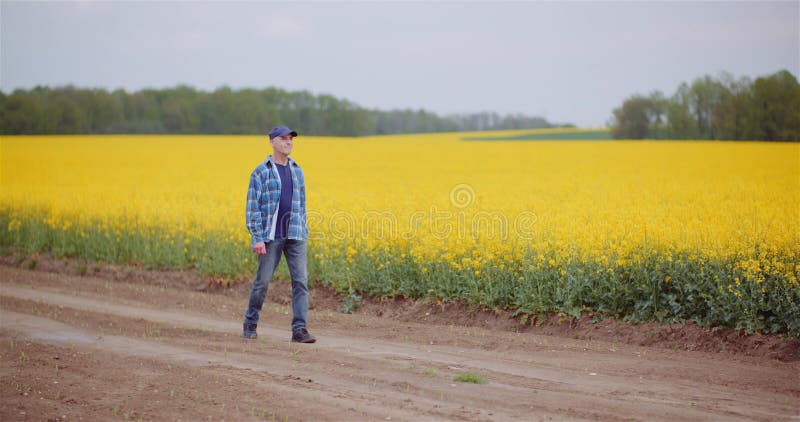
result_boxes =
[246,155,308,245]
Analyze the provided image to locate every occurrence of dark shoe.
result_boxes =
[291,327,316,343]
[243,322,257,339]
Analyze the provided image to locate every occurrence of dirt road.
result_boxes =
[1,265,798,421]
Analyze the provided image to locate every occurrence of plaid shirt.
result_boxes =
[246,155,308,245]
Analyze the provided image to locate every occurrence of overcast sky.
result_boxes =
[2,1,798,127]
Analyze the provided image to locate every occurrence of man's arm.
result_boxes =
[245,171,267,254]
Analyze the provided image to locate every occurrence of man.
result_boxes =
[243,125,316,343]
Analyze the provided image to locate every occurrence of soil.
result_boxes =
[1,252,799,421]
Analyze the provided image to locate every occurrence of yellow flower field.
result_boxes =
[1,132,798,334]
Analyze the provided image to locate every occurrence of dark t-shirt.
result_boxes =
[274,162,293,239]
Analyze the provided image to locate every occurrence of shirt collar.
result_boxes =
[266,155,295,167]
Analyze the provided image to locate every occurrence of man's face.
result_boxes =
[270,135,294,155]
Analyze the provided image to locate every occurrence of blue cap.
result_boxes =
[268,125,298,140]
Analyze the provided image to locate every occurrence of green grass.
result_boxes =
[453,372,486,384]
[315,244,800,337]
[462,130,611,141]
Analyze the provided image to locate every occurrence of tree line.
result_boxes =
[610,69,800,141]
[0,85,561,136]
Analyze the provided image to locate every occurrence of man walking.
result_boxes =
[243,125,316,343]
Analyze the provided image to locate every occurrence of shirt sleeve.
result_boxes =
[246,171,266,245]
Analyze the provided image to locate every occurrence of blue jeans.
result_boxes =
[244,238,309,331]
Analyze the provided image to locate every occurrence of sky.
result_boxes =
[1,1,798,127]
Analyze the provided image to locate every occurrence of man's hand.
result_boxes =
[252,242,267,255]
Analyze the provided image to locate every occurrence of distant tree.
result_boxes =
[611,95,655,139]
[666,82,695,139]
[612,69,800,141]
[647,91,668,139]
[713,74,752,141]
[0,92,40,134]
[48,94,88,134]
[693,76,731,139]
[0,85,560,136]
[749,70,800,141]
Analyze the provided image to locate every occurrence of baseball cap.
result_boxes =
[269,125,298,140]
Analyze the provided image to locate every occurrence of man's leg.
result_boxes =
[284,239,314,342]
[243,238,285,337]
